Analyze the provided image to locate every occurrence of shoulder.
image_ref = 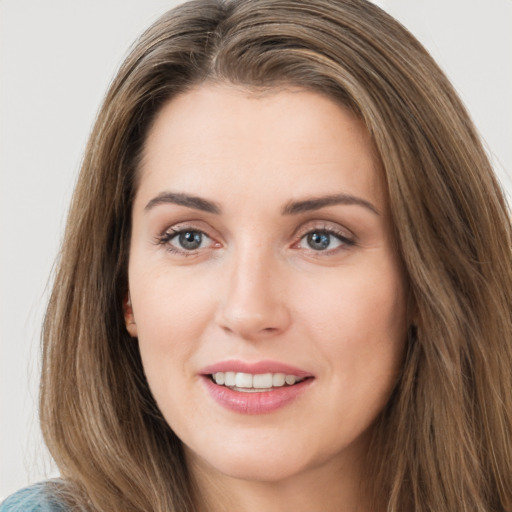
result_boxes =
[0,482,68,512]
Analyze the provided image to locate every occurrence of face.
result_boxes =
[127,84,407,485]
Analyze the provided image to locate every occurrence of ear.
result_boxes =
[123,294,138,338]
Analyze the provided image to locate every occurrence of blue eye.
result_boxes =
[298,230,352,252]
[162,229,211,252]
[307,232,332,251]
[175,230,203,250]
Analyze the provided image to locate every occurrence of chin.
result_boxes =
[185,439,315,483]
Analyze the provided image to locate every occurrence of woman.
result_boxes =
[2,0,512,510]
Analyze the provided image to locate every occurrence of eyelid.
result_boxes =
[292,220,356,243]
[154,221,222,255]
[156,219,220,240]
[291,220,357,256]
[152,219,356,256]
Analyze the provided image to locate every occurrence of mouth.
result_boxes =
[208,371,309,392]
[200,361,314,414]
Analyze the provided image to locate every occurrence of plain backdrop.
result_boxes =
[1,0,511,500]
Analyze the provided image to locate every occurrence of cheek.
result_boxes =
[295,263,407,384]
[300,260,405,325]
[128,266,218,387]
[131,263,216,332]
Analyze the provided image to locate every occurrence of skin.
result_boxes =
[126,84,407,512]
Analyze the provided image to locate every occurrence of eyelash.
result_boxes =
[294,226,356,254]
[154,227,215,256]
[154,224,356,256]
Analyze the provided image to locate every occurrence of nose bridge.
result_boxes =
[216,239,289,338]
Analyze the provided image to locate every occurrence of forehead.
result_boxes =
[136,84,386,211]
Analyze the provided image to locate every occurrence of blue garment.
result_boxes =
[0,482,67,512]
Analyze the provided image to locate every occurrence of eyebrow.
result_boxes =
[281,194,380,216]
[144,192,221,214]
[144,191,379,216]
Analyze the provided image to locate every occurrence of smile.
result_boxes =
[210,372,306,392]
[200,361,314,414]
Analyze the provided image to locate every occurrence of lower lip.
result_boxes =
[202,376,313,414]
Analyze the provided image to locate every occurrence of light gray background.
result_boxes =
[1,0,511,500]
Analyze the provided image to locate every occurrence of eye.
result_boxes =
[296,228,355,252]
[173,230,207,251]
[156,227,215,254]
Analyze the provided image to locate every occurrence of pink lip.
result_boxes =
[199,360,314,415]
[200,359,313,378]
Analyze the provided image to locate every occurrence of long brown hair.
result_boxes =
[40,1,512,510]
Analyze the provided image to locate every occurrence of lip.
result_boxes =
[200,359,314,414]
[200,359,313,378]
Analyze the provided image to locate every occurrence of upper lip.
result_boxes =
[200,359,313,378]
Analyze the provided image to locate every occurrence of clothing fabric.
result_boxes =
[0,482,67,512]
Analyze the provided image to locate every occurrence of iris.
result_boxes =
[307,232,331,250]
[179,231,203,250]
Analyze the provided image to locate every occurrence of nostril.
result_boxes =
[214,283,292,339]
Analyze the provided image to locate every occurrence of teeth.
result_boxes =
[285,375,296,385]
[253,373,272,389]
[225,372,236,386]
[212,371,303,389]
[272,373,286,387]
[235,372,253,388]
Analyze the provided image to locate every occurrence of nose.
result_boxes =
[215,247,291,340]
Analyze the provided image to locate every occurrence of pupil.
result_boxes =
[308,232,330,250]
[179,231,202,250]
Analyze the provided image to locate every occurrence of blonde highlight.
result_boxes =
[40,1,512,510]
